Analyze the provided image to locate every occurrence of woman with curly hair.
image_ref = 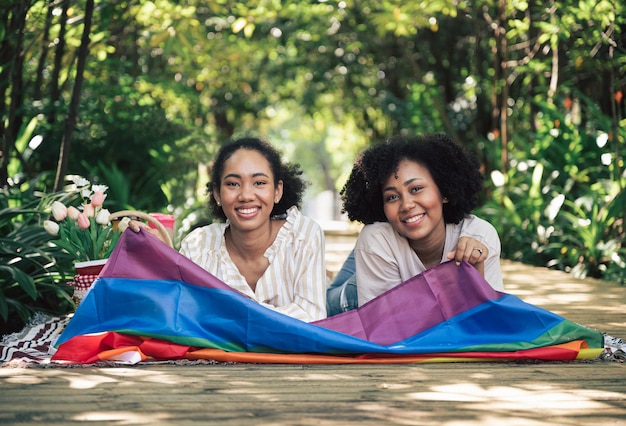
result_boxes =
[327,133,503,315]
[135,136,327,322]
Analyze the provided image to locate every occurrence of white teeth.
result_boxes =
[238,207,258,214]
[404,214,424,223]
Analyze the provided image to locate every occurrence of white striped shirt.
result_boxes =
[180,206,327,322]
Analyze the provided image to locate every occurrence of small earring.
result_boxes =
[216,202,221,206]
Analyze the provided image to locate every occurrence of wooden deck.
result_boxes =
[1,233,625,425]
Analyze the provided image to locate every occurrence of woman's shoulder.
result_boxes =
[360,221,394,236]
[181,222,226,248]
[454,214,501,249]
[270,207,323,249]
[285,206,323,233]
[459,214,498,234]
[356,221,397,247]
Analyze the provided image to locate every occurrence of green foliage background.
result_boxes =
[1,0,625,333]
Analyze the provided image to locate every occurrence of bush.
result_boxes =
[477,95,626,284]
[0,180,74,336]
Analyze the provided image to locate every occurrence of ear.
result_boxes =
[212,188,221,206]
[274,180,284,204]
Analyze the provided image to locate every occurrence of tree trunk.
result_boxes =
[0,1,28,187]
[546,2,558,104]
[497,0,509,173]
[53,0,95,191]
[34,1,54,100]
[47,0,69,129]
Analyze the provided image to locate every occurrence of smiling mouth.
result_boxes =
[403,213,425,224]
[237,207,259,215]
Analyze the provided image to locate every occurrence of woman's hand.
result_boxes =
[445,236,488,276]
[125,219,169,244]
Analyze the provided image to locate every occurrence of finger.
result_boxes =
[445,250,461,266]
[458,239,488,265]
[455,237,475,263]
[468,245,489,265]
[128,220,147,233]
[469,246,484,264]
[447,245,471,266]
[456,236,471,254]
[449,247,473,265]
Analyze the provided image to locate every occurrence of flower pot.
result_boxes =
[70,258,108,305]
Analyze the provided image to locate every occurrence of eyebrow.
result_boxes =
[383,177,422,192]
[223,172,271,180]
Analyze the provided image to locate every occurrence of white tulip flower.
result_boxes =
[43,220,59,235]
[95,208,111,225]
[117,217,131,233]
[50,201,67,221]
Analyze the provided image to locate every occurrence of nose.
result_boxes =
[238,182,255,200]
[400,195,415,212]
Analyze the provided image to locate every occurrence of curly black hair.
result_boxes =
[207,136,307,221]
[341,133,484,225]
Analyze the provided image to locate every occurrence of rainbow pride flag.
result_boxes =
[52,231,604,364]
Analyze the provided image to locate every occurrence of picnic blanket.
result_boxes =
[0,312,70,365]
[36,230,607,365]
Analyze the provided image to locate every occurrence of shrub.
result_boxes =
[0,181,74,336]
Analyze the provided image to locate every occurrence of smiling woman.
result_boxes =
[177,136,327,322]
[327,133,504,315]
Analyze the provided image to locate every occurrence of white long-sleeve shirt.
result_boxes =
[355,214,503,306]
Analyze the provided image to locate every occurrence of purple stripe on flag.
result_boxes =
[314,261,502,345]
[101,230,236,292]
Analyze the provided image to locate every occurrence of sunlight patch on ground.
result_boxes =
[71,411,171,424]
[2,374,47,385]
[97,367,194,385]
[403,382,626,415]
[518,293,592,305]
[66,373,119,389]
[440,416,553,426]
[282,373,360,381]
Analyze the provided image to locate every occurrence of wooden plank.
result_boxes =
[2,364,626,424]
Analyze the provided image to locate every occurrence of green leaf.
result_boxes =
[94,225,113,259]
[0,292,7,321]
[0,265,38,299]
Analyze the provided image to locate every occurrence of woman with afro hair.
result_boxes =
[327,133,503,315]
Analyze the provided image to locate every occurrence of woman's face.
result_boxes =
[382,159,447,247]
[213,148,283,232]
